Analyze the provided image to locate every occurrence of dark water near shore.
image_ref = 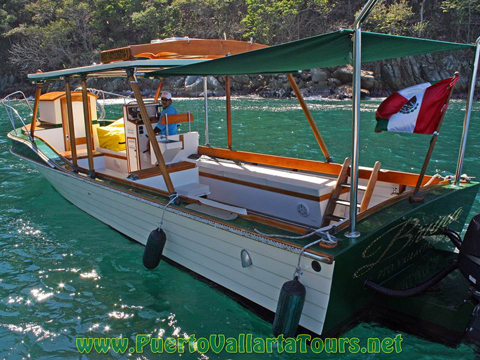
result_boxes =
[1,97,480,359]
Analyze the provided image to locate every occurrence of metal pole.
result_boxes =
[203,76,210,146]
[346,0,379,238]
[455,37,480,186]
[226,75,232,149]
[347,28,362,238]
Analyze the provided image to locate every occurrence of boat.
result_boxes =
[4,0,480,344]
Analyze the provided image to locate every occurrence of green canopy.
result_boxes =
[148,29,473,77]
[27,59,210,82]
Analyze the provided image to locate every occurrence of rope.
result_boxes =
[158,193,179,229]
[254,224,338,245]
[293,235,335,278]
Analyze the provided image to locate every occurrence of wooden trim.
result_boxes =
[154,79,163,102]
[200,171,346,202]
[80,77,95,174]
[75,137,87,145]
[130,161,196,179]
[226,75,232,149]
[360,161,381,213]
[159,113,194,125]
[101,39,268,63]
[39,91,98,102]
[197,146,437,188]
[287,74,331,162]
[60,148,103,159]
[103,152,128,160]
[243,213,308,235]
[30,83,43,137]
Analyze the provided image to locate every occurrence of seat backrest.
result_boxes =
[159,112,194,125]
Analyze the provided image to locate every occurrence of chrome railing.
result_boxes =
[1,91,34,142]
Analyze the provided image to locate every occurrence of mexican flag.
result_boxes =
[375,76,459,134]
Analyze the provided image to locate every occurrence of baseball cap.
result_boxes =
[160,92,172,100]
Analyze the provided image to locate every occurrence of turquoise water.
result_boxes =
[1,97,479,359]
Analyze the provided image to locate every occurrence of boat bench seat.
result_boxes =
[60,148,103,159]
[191,156,337,197]
[96,147,127,158]
[130,161,196,180]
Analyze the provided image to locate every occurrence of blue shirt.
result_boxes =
[156,104,178,135]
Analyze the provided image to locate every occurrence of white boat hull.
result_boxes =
[35,163,335,334]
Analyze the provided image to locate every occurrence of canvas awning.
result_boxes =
[148,29,474,77]
[27,59,211,82]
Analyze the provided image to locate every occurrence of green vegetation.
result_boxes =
[0,0,479,82]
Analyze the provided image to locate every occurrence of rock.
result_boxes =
[311,68,329,83]
[207,76,223,92]
[184,77,203,96]
[213,90,226,97]
[299,71,311,81]
[327,78,341,88]
[336,84,353,97]
[361,73,375,90]
[331,66,353,83]
[314,81,329,90]
[185,76,200,86]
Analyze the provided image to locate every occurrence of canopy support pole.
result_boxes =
[65,77,78,172]
[30,82,43,138]
[203,76,210,146]
[226,75,232,149]
[287,74,332,162]
[455,37,480,186]
[411,73,459,201]
[127,69,176,195]
[347,0,379,238]
[80,75,95,178]
[154,78,164,102]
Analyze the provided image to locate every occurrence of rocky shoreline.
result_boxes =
[2,54,478,100]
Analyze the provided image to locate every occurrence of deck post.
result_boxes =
[80,75,95,178]
[153,78,163,102]
[203,76,210,146]
[287,74,332,162]
[65,77,78,172]
[127,70,176,195]
[347,0,379,238]
[455,37,480,186]
[30,82,43,138]
[226,75,232,149]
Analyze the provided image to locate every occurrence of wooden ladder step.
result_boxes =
[334,199,361,208]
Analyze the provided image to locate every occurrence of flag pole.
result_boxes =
[410,72,459,202]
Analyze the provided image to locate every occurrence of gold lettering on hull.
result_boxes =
[353,207,463,279]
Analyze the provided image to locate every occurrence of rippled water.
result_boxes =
[1,97,479,359]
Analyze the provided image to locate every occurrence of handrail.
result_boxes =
[454,35,480,186]
[1,91,34,142]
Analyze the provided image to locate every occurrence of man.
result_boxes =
[155,91,178,135]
